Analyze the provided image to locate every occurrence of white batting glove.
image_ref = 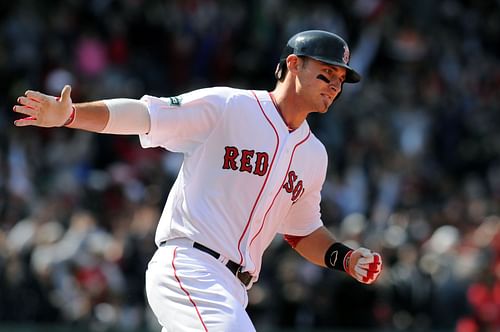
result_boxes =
[13,85,74,127]
[347,247,382,284]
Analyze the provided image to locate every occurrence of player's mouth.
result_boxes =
[320,93,333,108]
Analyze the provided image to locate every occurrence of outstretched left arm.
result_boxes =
[291,226,383,284]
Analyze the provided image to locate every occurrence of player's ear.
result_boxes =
[286,55,301,75]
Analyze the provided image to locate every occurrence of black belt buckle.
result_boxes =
[193,241,252,286]
[235,266,252,286]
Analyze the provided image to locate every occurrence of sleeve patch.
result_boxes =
[168,96,183,106]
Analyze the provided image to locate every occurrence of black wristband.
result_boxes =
[324,242,353,272]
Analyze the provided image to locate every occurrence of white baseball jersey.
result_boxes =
[139,87,327,284]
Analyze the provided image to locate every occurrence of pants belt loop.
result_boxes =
[217,255,229,265]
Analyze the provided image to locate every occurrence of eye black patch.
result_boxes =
[316,74,330,84]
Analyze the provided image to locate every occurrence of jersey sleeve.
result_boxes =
[278,144,328,236]
[139,87,231,154]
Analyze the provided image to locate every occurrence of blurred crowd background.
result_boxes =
[1,0,499,331]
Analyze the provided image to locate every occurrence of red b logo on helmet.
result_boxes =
[343,45,350,64]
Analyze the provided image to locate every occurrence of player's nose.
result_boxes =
[329,80,341,93]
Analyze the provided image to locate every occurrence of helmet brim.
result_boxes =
[310,56,361,83]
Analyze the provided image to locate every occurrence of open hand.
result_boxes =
[13,85,73,127]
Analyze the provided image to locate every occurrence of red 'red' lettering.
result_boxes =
[240,150,255,173]
[283,171,297,193]
[222,146,239,170]
[253,152,269,176]
[291,180,304,201]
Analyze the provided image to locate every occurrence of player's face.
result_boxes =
[296,58,347,113]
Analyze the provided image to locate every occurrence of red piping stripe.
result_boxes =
[171,247,208,332]
[236,91,280,265]
[249,130,311,274]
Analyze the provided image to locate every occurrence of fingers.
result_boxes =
[16,96,40,110]
[358,255,375,265]
[25,89,53,102]
[13,105,36,117]
[14,90,52,117]
[362,264,382,284]
[356,247,371,256]
[14,116,38,127]
[362,253,382,284]
[13,96,39,125]
[357,252,382,269]
[354,265,368,277]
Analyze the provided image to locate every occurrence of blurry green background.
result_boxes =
[1,0,499,331]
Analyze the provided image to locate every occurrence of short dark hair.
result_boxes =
[275,56,308,82]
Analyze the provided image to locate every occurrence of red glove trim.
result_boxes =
[343,250,353,272]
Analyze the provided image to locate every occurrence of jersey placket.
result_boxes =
[242,92,311,274]
[235,91,282,269]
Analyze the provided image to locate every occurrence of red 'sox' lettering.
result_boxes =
[283,170,305,203]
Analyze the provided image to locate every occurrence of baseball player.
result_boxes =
[13,30,382,331]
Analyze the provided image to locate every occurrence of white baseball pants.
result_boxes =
[145,238,256,332]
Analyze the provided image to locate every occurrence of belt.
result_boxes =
[161,240,253,287]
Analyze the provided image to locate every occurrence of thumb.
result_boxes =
[60,85,72,103]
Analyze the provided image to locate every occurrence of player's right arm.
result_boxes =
[13,85,150,135]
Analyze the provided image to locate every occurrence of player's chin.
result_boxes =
[318,103,331,113]
[319,96,333,112]
[311,98,332,114]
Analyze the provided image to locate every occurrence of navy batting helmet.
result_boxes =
[277,30,361,83]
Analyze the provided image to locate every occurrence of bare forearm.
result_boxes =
[67,101,110,132]
[294,226,336,267]
[70,99,150,135]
